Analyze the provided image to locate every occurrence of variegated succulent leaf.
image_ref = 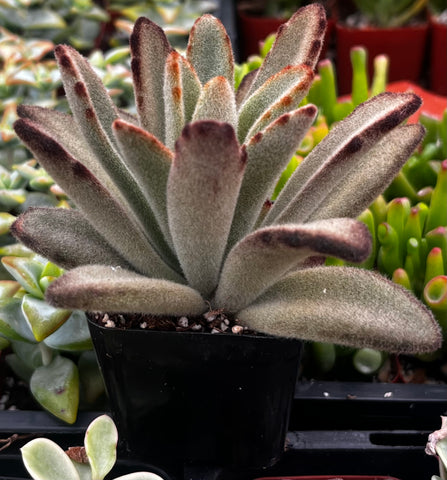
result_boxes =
[11,6,442,354]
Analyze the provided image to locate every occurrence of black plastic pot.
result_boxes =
[87,319,302,473]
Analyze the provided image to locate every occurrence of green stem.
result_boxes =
[39,343,53,367]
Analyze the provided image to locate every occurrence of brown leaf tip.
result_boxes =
[54,45,77,76]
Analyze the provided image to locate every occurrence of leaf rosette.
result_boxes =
[11,5,441,354]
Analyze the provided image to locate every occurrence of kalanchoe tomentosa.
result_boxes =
[11,5,442,353]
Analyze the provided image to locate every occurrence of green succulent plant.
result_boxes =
[427,416,447,480]
[351,0,428,28]
[10,5,442,354]
[0,0,109,51]
[0,28,60,167]
[0,254,103,423]
[21,414,163,480]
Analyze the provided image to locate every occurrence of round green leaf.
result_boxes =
[21,438,80,480]
[85,415,117,480]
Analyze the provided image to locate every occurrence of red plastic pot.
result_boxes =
[429,15,447,96]
[335,22,429,95]
[237,8,334,62]
[254,476,401,480]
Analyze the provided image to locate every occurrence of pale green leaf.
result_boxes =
[54,46,168,256]
[130,17,173,140]
[163,51,201,150]
[85,415,117,480]
[13,119,182,282]
[114,474,165,480]
[186,14,233,85]
[237,266,442,354]
[216,218,371,312]
[237,64,314,144]
[112,120,174,249]
[1,256,44,299]
[167,121,245,297]
[16,106,120,197]
[247,4,326,96]
[12,207,132,271]
[21,438,80,480]
[310,124,425,221]
[228,105,317,248]
[46,265,206,316]
[44,311,92,351]
[192,76,237,129]
[0,296,36,343]
[30,355,79,424]
[264,92,422,226]
[22,294,71,342]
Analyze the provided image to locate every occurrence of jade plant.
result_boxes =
[10,5,442,354]
[21,414,163,480]
[427,416,447,480]
[0,254,104,423]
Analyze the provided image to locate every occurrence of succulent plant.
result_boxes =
[427,416,447,480]
[350,0,428,28]
[0,0,109,51]
[0,254,103,423]
[10,5,442,354]
[21,414,163,480]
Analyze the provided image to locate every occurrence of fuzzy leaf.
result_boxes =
[237,64,314,144]
[84,415,117,480]
[264,92,422,225]
[310,124,425,221]
[186,14,234,86]
[167,121,246,297]
[215,218,372,312]
[12,208,131,271]
[46,265,206,316]
[21,438,80,480]
[16,105,120,196]
[113,120,174,247]
[163,51,201,150]
[237,266,442,354]
[236,69,258,109]
[54,46,167,255]
[228,105,317,248]
[22,294,72,342]
[247,4,326,97]
[192,76,237,129]
[30,355,79,424]
[130,17,173,140]
[13,118,181,282]
[54,44,118,145]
